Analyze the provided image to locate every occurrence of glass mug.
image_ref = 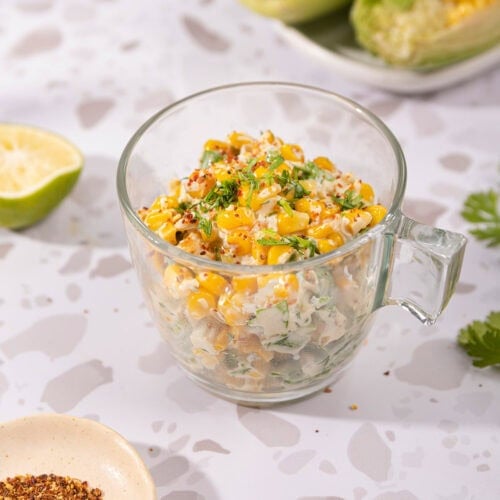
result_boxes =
[117,83,466,405]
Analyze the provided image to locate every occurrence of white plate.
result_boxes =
[0,414,156,499]
[278,8,500,94]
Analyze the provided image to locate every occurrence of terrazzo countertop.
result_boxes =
[1,1,499,499]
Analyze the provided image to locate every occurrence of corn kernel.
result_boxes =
[196,271,228,296]
[187,290,216,319]
[228,131,253,149]
[317,233,344,254]
[343,208,372,234]
[254,166,268,178]
[307,223,334,239]
[280,143,304,162]
[232,276,258,294]
[258,273,299,301]
[251,241,268,264]
[169,179,181,198]
[163,264,196,298]
[185,169,216,198]
[204,139,230,151]
[212,163,233,182]
[216,207,255,230]
[321,204,341,219]
[360,183,374,203]
[218,292,247,326]
[145,211,169,231]
[227,230,252,256]
[277,209,310,235]
[294,198,324,219]
[313,156,336,172]
[213,330,230,351]
[158,222,177,244]
[267,245,294,265]
[253,183,281,209]
[366,204,387,226]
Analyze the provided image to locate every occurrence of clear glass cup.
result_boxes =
[117,82,466,405]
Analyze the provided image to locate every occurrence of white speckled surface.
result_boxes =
[1,1,499,499]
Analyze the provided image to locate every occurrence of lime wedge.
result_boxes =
[0,124,83,229]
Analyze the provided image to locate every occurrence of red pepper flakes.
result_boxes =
[0,474,103,499]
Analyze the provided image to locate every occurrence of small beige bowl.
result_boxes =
[0,414,156,499]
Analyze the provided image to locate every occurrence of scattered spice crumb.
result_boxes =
[314,429,319,433]
[0,474,103,499]
[478,384,483,387]
[383,370,390,376]
[349,404,358,411]
[323,387,332,394]
[83,309,89,314]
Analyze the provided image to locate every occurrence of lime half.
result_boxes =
[0,124,83,229]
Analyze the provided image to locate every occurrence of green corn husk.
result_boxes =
[240,0,351,24]
[350,0,500,68]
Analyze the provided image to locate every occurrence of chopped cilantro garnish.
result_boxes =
[200,150,223,169]
[275,170,309,200]
[266,150,284,171]
[294,162,334,181]
[203,180,238,210]
[247,157,257,169]
[176,201,191,214]
[257,233,318,258]
[198,217,212,237]
[332,190,364,211]
[278,199,293,216]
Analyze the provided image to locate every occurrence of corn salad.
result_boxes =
[139,130,386,264]
[139,131,386,392]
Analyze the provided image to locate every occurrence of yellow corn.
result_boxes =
[232,275,258,294]
[251,241,268,264]
[213,330,230,351]
[163,264,195,298]
[343,208,372,234]
[212,164,233,182]
[204,139,230,151]
[187,290,216,319]
[218,292,247,326]
[267,245,294,265]
[145,211,170,231]
[185,170,216,198]
[274,162,293,176]
[277,209,310,235]
[216,207,255,230]
[447,0,494,26]
[253,183,281,209]
[313,156,336,172]
[228,131,253,149]
[254,166,268,178]
[196,272,228,296]
[280,143,304,162]
[258,273,299,301]
[360,183,374,203]
[366,204,387,226]
[321,204,341,219]
[158,222,177,244]
[307,222,334,239]
[169,179,181,198]
[317,232,344,254]
[227,230,252,256]
[294,198,324,219]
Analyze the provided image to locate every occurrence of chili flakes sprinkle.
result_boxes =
[0,474,103,499]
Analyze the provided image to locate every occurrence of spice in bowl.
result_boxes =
[0,474,103,499]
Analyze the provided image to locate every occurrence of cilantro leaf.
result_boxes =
[294,162,334,181]
[266,150,284,171]
[332,190,364,211]
[198,217,212,237]
[458,311,500,368]
[200,150,223,169]
[278,199,293,216]
[203,180,238,210]
[461,190,500,247]
[257,234,318,258]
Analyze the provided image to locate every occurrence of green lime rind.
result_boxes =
[0,165,83,229]
[240,0,351,24]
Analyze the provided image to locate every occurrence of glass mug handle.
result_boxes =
[383,213,467,325]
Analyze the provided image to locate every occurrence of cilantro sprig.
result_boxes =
[203,180,238,210]
[200,150,223,169]
[461,190,500,247]
[257,232,318,258]
[458,311,500,368]
[332,190,364,211]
